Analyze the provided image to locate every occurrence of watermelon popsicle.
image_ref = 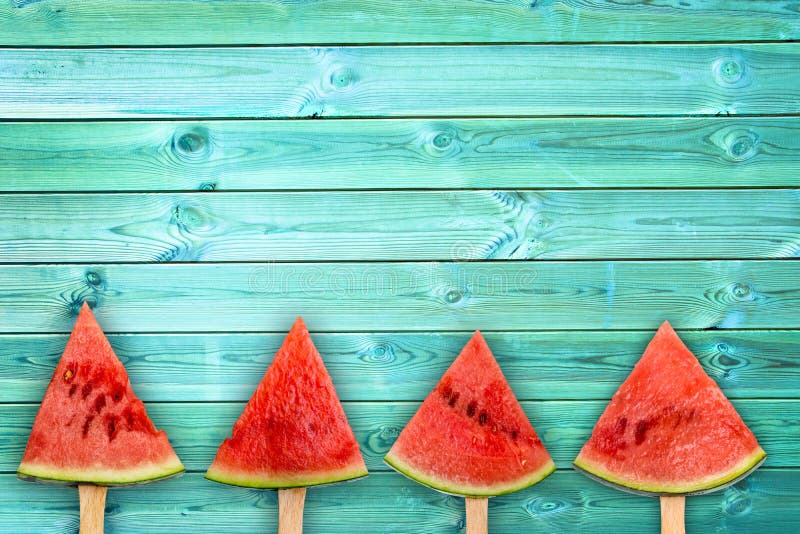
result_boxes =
[205,317,368,534]
[384,331,555,534]
[18,303,185,534]
[574,321,766,534]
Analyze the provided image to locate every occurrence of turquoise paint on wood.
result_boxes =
[0,471,797,532]
[1,330,797,402]
[0,190,797,262]
[1,0,797,530]
[0,262,796,332]
[2,45,799,118]
[2,0,799,46]
[1,400,795,473]
[4,118,799,191]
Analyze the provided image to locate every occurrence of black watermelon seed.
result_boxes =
[448,392,460,407]
[634,419,652,445]
[82,415,94,437]
[106,416,119,441]
[93,394,106,414]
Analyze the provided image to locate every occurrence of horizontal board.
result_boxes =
[1,190,798,262]
[2,45,799,118]
[4,118,800,191]
[0,470,796,532]
[1,400,795,473]
[2,0,799,46]
[0,261,797,332]
[1,330,797,402]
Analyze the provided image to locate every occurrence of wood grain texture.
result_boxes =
[2,0,798,46]
[78,484,107,534]
[0,190,797,262]
[2,45,799,119]
[4,118,800,191]
[465,497,488,534]
[0,330,796,402]
[0,471,796,533]
[0,261,796,333]
[660,496,686,534]
[1,399,796,473]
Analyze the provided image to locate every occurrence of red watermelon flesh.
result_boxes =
[384,331,555,497]
[205,317,368,488]
[18,303,184,486]
[574,321,766,495]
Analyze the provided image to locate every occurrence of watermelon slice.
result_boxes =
[205,317,368,488]
[384,331,555,497]
[574,321,766,495]
[18,303,184,486]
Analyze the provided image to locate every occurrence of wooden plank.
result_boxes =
[1,190,797,262]
[4,118,800,191]
[1,400,796,473]
[2,45,799,119]
[0,261,797,332]
[2,0,798,46]
[0,470,796,532]
[0,330,797,402]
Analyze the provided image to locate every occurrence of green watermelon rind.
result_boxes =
[17,462,185,487]
[573,446,766,496]
[204,464,369,490]
[384,451,556,498]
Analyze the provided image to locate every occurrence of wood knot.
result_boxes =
[329,67,356,90]
[523,497,570,517]
[433,132,453,149]
[358,342,396,364]
[724,492,752,516]
[714,57,748,87]
[172,204,210,231]
[172,127,210,160]
[728,133,758,161]
[445,288,465,304]
[85,271,102,287]
[731,282,752,301]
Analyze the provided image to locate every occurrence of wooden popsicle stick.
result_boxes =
[465,497,488,534]
[660,495,686,534]
[78,484,108,534]
[278,487,307,534]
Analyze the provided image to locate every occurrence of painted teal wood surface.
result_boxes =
[3,118,799,191]
[0,262,796,332]
[0,190,797,261]
[1,1,798,532]
[3,0,799,45]
[1,471,798,533]
[2,400,798,472]
[1,330,797,402]
[2,45,800,118]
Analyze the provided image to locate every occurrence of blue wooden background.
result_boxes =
[1,1,799,532]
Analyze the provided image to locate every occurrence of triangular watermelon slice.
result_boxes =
[384,331,555,497]
[18,303,184,486]
[205,317,368,488]
[574,321,766,495]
